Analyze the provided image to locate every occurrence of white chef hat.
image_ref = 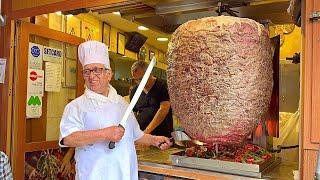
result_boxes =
[78,40,110,69]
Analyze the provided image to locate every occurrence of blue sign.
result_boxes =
[31,46,41,57]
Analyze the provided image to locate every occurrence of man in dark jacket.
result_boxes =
[130,61,173,137]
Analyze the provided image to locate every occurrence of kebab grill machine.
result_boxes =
[166,16,280,178]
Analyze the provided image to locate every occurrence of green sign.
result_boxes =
[28,96,41,106]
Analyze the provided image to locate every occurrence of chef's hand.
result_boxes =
[153,136,172,150]
[104,126,125,142]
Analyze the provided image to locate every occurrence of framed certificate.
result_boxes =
[117,32,125,55]
[81,20,100,41]
[102,22,111,47]
[66,16,81,37]
[149,50,155,61]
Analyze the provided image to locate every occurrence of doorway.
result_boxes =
[11,21,84,179]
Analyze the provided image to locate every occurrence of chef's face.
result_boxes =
[83,63,112,95]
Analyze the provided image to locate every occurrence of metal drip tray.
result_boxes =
[170,151,281,178]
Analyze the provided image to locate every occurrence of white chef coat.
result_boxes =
[59,85,144,180]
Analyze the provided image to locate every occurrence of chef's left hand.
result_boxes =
[153,136,172,150]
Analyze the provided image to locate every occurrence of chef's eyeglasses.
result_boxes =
[82,68,108,77]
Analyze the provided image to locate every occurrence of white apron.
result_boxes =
[59,86,144,180]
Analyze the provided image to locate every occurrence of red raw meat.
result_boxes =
[167,16,273,145]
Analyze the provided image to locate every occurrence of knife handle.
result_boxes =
[108,124,125,149]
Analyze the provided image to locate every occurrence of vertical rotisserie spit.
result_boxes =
[167,16,273,146]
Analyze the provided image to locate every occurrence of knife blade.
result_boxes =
[109,57,157,149]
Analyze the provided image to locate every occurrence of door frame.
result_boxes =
[301,0,320,179]
[12,21,84,179]
[0,0,13,153]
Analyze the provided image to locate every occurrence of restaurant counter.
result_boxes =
[137,147,298,180]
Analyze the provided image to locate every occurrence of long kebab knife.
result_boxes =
[109,57,157,149]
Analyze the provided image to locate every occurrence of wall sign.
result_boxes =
[26,68,44,118]
[45,62,62,92]
[43,46,63,63]
[28,43,43,69]
[66,15,81,37]
[27,69,44,96]
[81,20,100,41]
[0,58,6,83]
[26,95,42,118]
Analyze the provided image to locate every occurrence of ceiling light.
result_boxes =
[157,37,168,42]
[55,11,62,16]
[138,26,149,31]
[66,14,73,17]
[112,11,121,15]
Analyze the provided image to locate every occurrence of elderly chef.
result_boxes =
[59,40,172,180]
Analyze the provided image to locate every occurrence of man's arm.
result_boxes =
[144,101,170,134]
[63,126,124,147]
[135,134,172,150]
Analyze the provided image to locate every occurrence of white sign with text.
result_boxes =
[43,46,63,63]
[0,58,6,83]
[28,43,43,69]
[26,94,42,118]
[45,62,62,92]
[27,69,44,96]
